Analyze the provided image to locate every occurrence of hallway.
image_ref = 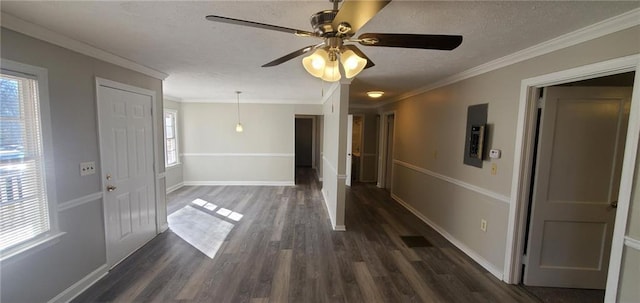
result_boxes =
[75,168,540,302]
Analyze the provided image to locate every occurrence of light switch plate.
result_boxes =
[80,161,96,176]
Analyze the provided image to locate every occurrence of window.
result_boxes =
[164,109,179,167]
[1,60,58,258]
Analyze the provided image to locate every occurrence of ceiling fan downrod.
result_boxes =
[330,0,343,11]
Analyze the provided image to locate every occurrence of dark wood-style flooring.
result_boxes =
[74,168,543,302]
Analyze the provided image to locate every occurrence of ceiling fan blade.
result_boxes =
[358,33,463,50]
[262,44,323,67]
[206,15,316,37]
[343,45,375,69]
[331,0,391,34]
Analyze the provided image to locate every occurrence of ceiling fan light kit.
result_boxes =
[339,49,367,78]
[302,47,366,81]
[302,48,330,78]
[206,0,462,83]
[321,59,342,82]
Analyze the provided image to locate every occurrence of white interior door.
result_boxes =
[346,115,353,186]
[524,86,632,288]
[98,84,157,268]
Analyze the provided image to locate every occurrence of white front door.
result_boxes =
[98,83,157,268]
[524,86,632,288]
[346,115,353,186]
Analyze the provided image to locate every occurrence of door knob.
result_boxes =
[106,185,117,192]
[610,200,618,208]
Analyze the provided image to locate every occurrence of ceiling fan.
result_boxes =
[205,0,463,82]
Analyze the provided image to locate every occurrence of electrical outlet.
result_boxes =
[491,163,497,175]
[80,161,96,176]
[480,219,487,232]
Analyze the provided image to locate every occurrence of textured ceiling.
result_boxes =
[1,1,639,106]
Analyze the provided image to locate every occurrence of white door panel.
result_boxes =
[524,86,632,289]
[98,85,156,268]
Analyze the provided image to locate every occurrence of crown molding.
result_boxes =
[383,8,640,108]
[1,13,168,80]
[181,98,321,105]
[349,103,381,110]
[163,95,183,102]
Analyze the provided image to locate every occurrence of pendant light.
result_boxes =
[235,91,243,132]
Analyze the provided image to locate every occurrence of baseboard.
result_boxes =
[159,223,169,233]
[320,188,338,229]
[183,180,295,186]
[47,264,108,303]
[166,182,184,194]
[333,225,346,231]
[391,193,504,280]
[314,167,323,182]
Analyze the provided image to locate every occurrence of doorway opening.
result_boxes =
[295,116,317,184]
[346,114,364,186]
[519,72,635,301]
[377,112,396,191]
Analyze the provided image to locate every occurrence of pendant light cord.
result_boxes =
[236,91,241,123]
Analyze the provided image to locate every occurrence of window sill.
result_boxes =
[0,232,66,264]
[166,163,182,169]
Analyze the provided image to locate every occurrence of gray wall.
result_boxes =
[164,98,184,193]
[0,28,164,302]
[180,102,321,185]
[322,83,349,229]
[378,26,640,275]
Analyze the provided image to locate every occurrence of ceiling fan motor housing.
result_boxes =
[310,10,338,36]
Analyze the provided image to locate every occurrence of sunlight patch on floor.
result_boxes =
[168,198,245,258]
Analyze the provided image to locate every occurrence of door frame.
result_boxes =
[95,77,162,268]
[351,114,365,182]
[377,111,396,189]
[522,86,631,288]
[504,55,640,301]
[346,114,353,186]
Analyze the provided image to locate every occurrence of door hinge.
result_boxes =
[522,254,528,264]
[537,97,544,109]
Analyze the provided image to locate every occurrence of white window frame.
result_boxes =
[163,109,179,167]
[0,58,62,262]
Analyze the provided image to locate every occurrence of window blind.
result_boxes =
[164,111,178,166]
[0,72,50,251]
